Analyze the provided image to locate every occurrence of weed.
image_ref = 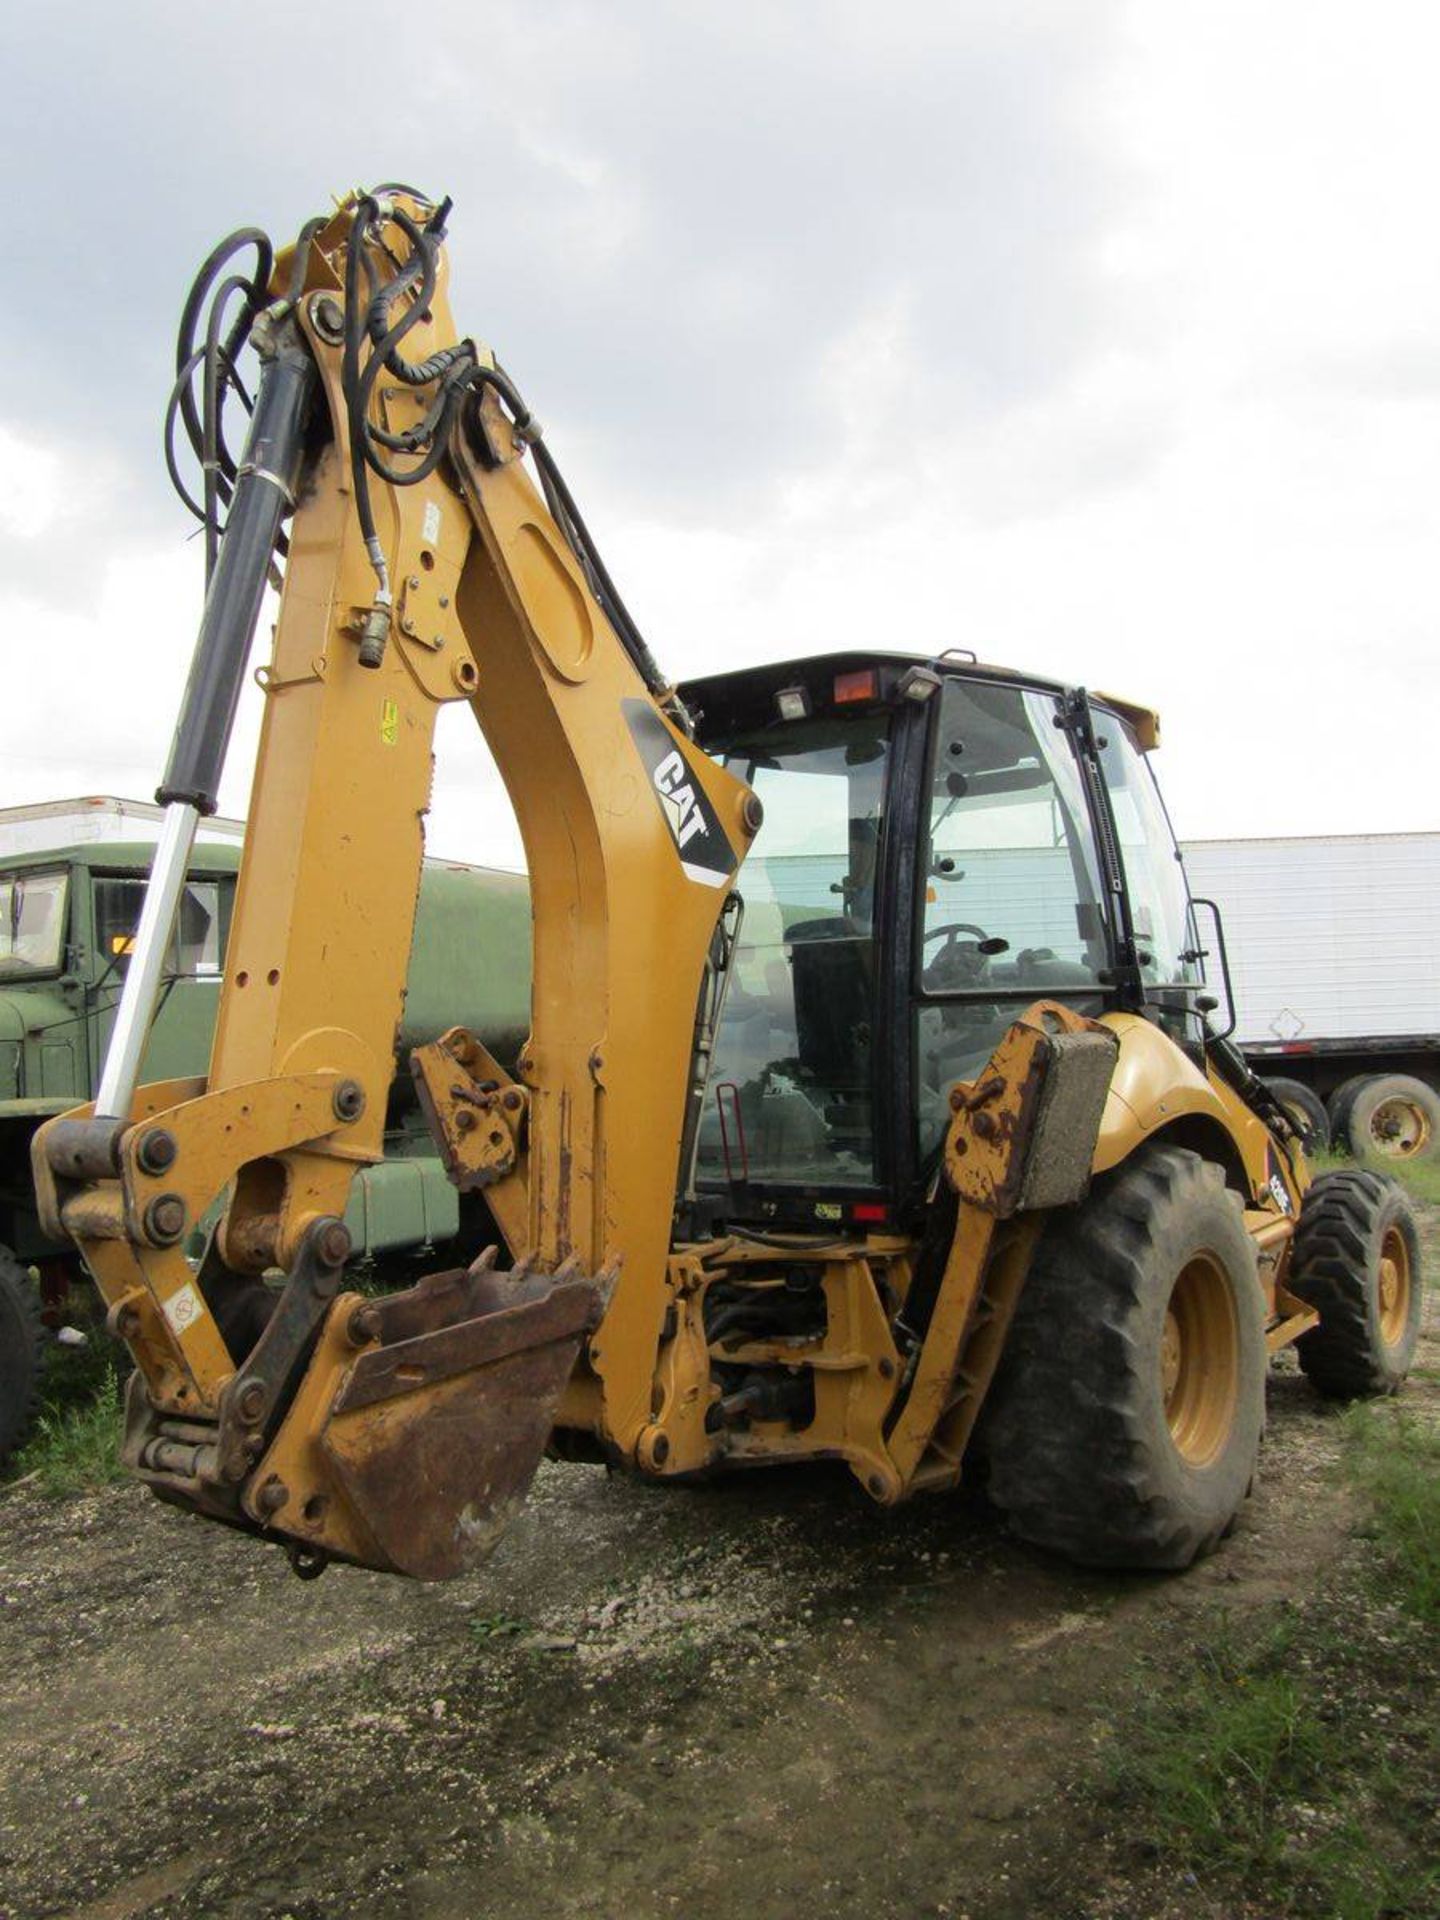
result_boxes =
[1344,1401,1440,1624]
[469,1613,529,1642]
[1103,1609,1439,1917]
[1099,1364,1440,1918]
[16,1374,126,1496]
[1384,1155,1440,1209]
[667,1624,714,1676]
[1108,1621,1318,1877]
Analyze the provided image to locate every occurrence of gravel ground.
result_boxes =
[1,1200,1434,1920]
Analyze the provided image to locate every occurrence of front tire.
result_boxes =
[1289,1170,1421,1397]
[982,1147,1267,1571]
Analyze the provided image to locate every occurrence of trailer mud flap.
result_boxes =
[313,1262,609,1580]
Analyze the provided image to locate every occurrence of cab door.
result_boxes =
[911,676,1113,1163]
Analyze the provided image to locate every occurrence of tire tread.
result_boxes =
[1288,1170,1420,1398]
[981,1146,1265,1571]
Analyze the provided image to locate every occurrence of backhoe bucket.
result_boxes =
[248,1258,610,1580]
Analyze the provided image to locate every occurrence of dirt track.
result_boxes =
[2,1212,1435,1920]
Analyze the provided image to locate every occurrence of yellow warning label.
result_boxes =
[381,698,399,746]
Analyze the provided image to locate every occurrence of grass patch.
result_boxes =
[1107,1621,1319,1874]
[1102,1608,1440,1918]
[1381,1155,1440,1209]
[14,1371,126,1496]
[1311,1147,1440,1214]
[1098,1390,1440,1917]
[1345,1401,1440,1625]
[36,1319,125,1411]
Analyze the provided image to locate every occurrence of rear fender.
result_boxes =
[1094,1014,1276,1200]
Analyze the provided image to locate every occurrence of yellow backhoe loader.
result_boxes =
[34,188,1421,1581]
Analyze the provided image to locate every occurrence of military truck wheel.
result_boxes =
[981,1146,1266,1571]
[1339,1075,1440,1166]
[1264,1077,1329,1153]
[0,1245,44,1470]
[1288,1171,1421,1398]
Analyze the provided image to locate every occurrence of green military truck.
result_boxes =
[0,798,529,1467]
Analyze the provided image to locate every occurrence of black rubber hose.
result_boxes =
[201,272,259,579]
[344,199,451,524]
[356,222,443,395]
[529,436,667,697]
[362,358,474,485]
[164,345,217,522]
[349,216,480,487]
[163,341,255,526]
[364,211,476,389]
[280,216,327,313]
[174,228,271,480]
[342,196,384,560]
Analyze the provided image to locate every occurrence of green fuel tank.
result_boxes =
[401,859,532,1064]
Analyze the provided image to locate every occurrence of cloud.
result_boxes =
[0,534,207,802]
[3,2,1125,520]
[1,0,1436,857]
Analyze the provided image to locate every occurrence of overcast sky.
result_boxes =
[3,1,1436,868]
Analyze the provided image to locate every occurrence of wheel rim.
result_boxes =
[1364,1095,1431,1160]
[1378,1225,1412,1347]
[1162,1253,1239,1468]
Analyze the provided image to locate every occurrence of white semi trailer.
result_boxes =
[0,794,246,855]
[1181,832,1440,1164]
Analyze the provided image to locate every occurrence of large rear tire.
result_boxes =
[1288,1170,1421,1397]
[981,1147,1267,1571]
[0,1246,44,1471]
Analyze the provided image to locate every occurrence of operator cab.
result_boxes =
[682,652,1203,1232]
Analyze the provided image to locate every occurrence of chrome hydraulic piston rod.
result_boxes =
[93,332,316,1125]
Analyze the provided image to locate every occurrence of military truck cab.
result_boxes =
[1,848,237,1144]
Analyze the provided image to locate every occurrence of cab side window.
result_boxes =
[915,681,1110,1160]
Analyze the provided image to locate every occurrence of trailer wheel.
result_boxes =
[0,1245,44,1471]
[980,1146,1266,1570]
[1326,1075,1372,1142]
[1338,1074,1440,1165]
[1288,1171,1421,1397]
[1263,1077,1329,1152]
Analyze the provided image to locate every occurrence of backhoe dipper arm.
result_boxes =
[34,191,754,1577]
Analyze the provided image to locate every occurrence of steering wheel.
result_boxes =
[922,921,998,991]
